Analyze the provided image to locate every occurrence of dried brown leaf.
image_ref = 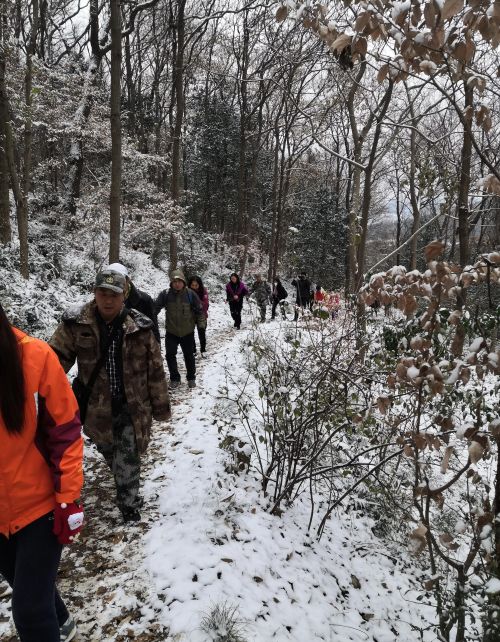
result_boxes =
[424,240,445,262]
[276,5,288,23]
[377,63,389,84]
[441,0,464,21]
[424,1,436,28]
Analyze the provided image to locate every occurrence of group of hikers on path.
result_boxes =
[228,271,342,324]
[0,263,341,641]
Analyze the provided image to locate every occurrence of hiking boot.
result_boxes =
[170,380,180,390]
[187,380,196,389]
[60,615,77,642]
[121,507,141,523]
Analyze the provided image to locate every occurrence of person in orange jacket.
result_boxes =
[0,303,84,642]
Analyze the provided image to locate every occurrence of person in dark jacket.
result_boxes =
[291,272,312,320]
[271,277,288,320]
[155,269,206,389]
[108,263,160,343]
[225,273,249,329]
[249,274,272,322]
[188,275,209,356]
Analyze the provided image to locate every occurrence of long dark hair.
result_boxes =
[0,303,25,433]
[188,275,205,295]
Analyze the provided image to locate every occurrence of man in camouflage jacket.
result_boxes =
[49,270,171,522]
[155,269,206,389]
[249,274,272,322]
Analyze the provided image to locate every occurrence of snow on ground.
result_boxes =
[0,298,437,641]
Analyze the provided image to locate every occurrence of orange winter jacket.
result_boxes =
[0,328,83,537]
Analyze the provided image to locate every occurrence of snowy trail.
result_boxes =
[139,313,437,642]
[1,303,437,641]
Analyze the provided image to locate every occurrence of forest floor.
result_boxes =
[0,301,438,641]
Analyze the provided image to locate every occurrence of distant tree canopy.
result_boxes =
[1,0,499,292]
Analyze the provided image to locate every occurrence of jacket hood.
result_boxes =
[170,269,187,284]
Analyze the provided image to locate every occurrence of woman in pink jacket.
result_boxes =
[189,275,209,356]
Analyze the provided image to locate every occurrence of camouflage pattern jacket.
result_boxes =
[249,280,272,305]
[155,287,207,338]
[49,302,171,454]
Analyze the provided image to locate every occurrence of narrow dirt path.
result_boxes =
[0,311,240,642]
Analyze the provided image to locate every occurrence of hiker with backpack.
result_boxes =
[155,269,207,389]
[291,272,312,320]
[271,277,288,320]
[0,302,84,642]
[249,274,272,323]
[49,269,171,524]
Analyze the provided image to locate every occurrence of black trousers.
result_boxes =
[229,300,243,328]
[0,513,69,642]
[294,299,310,320]
[166,331,196,381]
[271,299,287,319]
[192,326,206,353]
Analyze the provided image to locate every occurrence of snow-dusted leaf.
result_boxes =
[351,574,361,589]
[331,33,352,52]
[404,444,415,458]
[468,441,484,464]
[419,60,437,75]
[409,524,427,555]
[440,446,454,473]
[424,240,445,262]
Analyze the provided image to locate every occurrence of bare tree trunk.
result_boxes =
[236,11,249,242]
[0,1,10,244]
[395,169,401,265]
[171,0,185,202]
[267,125,280,281]
[63,0,103,217]
[38,0,47,60]
[109,0,122,263]
[169,0,186,271]
[355,81,394,288]
[0,46,27,275]
[272,156,291,280]
[124,32,136,133]
[408,127,420,270]
[169,232,177,272]
[18,0,40,278]
[457,83,473,267]
[0,128,10,244]
[346,62,367,293]
[485,435,500,641]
